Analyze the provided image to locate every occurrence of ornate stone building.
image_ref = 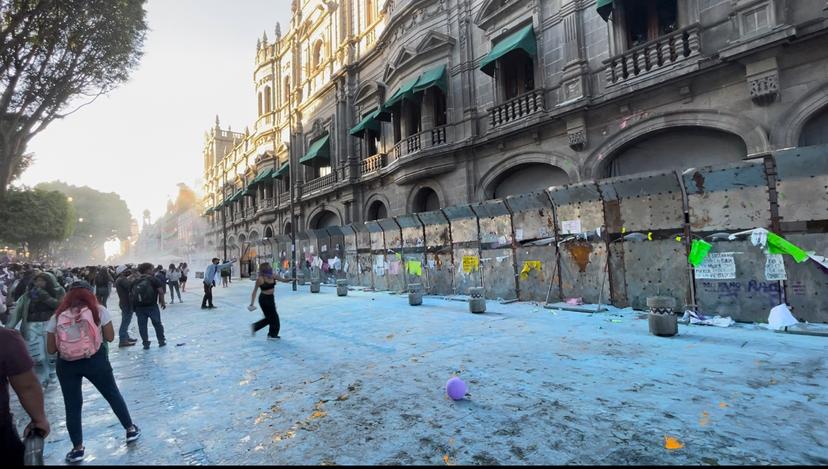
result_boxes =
[202,0,828,262]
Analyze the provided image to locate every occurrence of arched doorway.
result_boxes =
[284,222,292,235]
[604,127,747,178]
[488,163,570,199]
[366,200,388,221]
[799,105,828,147]
[309,210,340,229]
[411,187,441,213]
[264,226,274,239]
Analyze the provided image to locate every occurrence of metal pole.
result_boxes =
[288,34,297,291]
[222,186,228,262]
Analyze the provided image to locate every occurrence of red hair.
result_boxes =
[55,288,101,325]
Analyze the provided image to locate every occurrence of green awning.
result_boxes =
[479,25,537,76]
[383,76,420,109]
[350,109,383,138]
[204,207,214,215]
[228,190,243,202]
[299,135,331,167]
[597,0,614,21]
[413,65,447,94]
[249,167,273,186]
[273,163,290,179]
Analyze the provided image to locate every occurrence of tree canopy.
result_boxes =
[35,180,132,263]
[0,187,74,258]
[0,0,148,199]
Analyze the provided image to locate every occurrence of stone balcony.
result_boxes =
[603,25,701,87]
[388,124,451,162]
[488,89,545,130]
[360,153,386,176]
[303,173,336,196]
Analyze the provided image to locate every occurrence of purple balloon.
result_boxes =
[446,377,467,400]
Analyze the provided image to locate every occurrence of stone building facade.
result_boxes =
[202,0,828,261]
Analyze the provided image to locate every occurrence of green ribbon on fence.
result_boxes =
[688,239,712,267]
[767,231,809,263]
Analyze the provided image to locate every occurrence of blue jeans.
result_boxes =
[118,301,134,340]
[133,305,165,346]
[168,281,181,302]
[56,346,133,447]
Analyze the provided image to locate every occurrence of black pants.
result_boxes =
[0,417,24,465]
[252,294,280,337]
[201,283,214,307]
[56,346,134,447]
[133,305,165,346]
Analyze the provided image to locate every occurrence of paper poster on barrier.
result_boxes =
[462,256,479,273]
[765,254,787,281]
[561,219,582,235]
[694,252,737,280]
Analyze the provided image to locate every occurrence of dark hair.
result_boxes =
[138,262,154,274]
[259,263,272,274]
[169,263,176,270]
[212,258,220,263]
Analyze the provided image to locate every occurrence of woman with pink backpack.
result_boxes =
[45,281,140,463]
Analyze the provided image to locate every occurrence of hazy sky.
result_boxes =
[18,0,292,226]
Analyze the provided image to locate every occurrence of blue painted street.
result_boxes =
[12,279,828,465]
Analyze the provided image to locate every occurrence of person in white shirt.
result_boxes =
[167,264,182,303]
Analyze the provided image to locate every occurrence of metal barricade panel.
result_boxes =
[782,233,828,323]
[684,161,771,231]
[693,240,780,323]
[774,144,828,223]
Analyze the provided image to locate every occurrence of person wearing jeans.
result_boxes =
[132,263,167,350]
[201,258,235,309]
[114,266,137,347]
[46,282,140,463]
[167,264,182,303]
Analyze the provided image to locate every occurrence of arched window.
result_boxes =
[310,210,340,229]
[489,163,570,199]
[258,92,263,116]
[311,40,324,70]
[264,86,272,113]
[265,226,274,238]
[604,127,747,178]
[283,76,291,103]
[799,105,828,147]
[284,221,293,235]
[366,200,388,221]
[412,187,440,213]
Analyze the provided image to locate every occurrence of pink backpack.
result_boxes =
[55,306,102,361]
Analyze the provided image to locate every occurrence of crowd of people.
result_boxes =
[0,257,296,464]
[0,260,195,463]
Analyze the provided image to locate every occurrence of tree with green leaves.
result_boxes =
[0,187,74,259]
[0,0,148,200]
[35,180,131,263]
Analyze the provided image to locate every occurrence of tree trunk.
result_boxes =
[0,129,29,203]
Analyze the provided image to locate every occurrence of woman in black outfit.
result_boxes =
[248,263,292,340]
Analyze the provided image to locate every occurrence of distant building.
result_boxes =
[201,0,828,258]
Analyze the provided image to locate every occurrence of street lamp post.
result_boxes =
[288,33,298,292]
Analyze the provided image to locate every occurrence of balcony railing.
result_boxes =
[361,153,386,175]
[488,89,545,129]
[388,124,451,162]
[431,125,447,145]
[259,198,274,211]
[244,206,256,219]
[604,25,701,86]
[304,173,336,194]
[406,133,422,153]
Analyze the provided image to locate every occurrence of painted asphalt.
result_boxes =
[11,278,828,465]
